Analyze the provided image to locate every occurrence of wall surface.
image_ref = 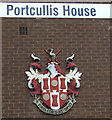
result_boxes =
[2,18,111,119]
[0,18,2,120]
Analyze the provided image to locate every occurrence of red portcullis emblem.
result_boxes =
[25,49,82,115]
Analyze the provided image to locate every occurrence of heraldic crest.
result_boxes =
[25,49,82,115]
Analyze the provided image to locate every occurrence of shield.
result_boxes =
[41,76,67,109]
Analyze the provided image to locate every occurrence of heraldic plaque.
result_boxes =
[25,49,82,115]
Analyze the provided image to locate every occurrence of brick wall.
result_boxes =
[110,19,112,120]
[0,18,2,120]
[2,18,111,119]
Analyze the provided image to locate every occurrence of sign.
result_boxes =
[25,49,82,115]
[0,3,111,18]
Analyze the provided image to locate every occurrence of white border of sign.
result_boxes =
[0,3,111,18]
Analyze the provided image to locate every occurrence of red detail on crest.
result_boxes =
[52,95,58,106]
[55,59,60,64]
[43,78,49,89]
[44,49,50,55]
[60,78,66,89]
[42,71,48,74]
[30,62,41,69]
[68,78,78,96]
[67,62,78,69]
[56,49,61,56]
[48,59,52,63]
[30,78,41,97]
[55,64,65,76]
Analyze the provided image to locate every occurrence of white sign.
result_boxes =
[0,3,111,18]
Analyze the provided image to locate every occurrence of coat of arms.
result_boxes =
[25,49,82,115]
